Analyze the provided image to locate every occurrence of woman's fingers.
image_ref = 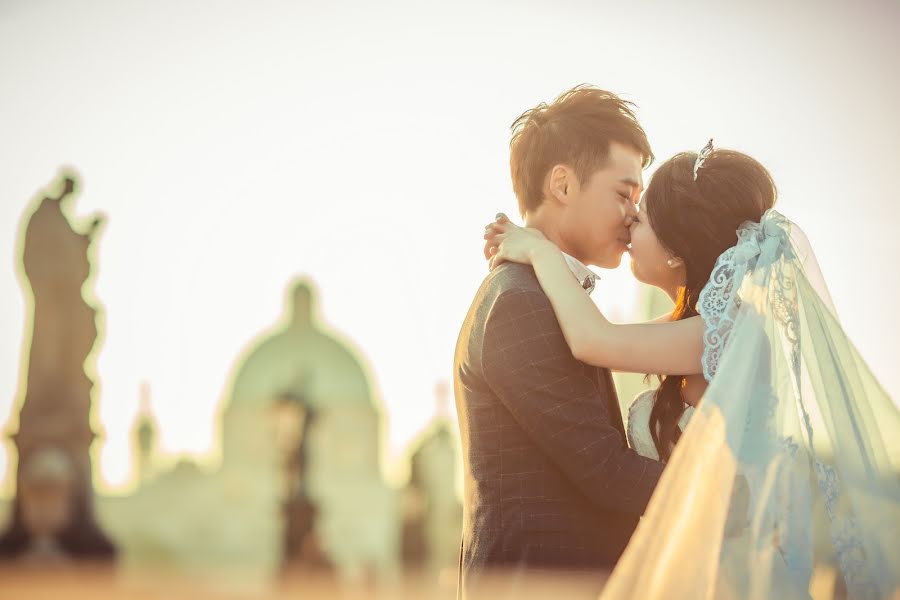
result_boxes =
[483,229,507,259]
[484,219,512,234]
[483,239,503,261]
[488,240,507,271]
[489,249,507,271]
[483,239,495,260]
[483,213,513,266]
[483,221,502,260]
[483,232,499,260]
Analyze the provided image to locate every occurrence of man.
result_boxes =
[453,85,665,597]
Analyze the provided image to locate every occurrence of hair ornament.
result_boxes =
[692,138,714,181]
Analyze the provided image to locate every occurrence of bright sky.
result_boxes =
[1,0,898,495]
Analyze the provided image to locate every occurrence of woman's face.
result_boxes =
[627,199,685,291]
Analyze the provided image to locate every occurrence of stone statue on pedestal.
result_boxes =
[0,171,115,560]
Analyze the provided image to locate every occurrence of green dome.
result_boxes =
[225,279,375,413]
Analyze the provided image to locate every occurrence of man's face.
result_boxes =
[560,141,643,268]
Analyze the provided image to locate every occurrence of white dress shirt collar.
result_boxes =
[562,253,598,295]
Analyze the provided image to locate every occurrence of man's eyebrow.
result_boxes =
[620,178,643,190]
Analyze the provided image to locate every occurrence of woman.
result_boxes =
[483,142,900,599]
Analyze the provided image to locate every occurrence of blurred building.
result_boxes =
[401,383,463,578]
[97,280,463,593]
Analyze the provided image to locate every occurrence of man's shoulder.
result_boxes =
[476,264,559,333]
[458,263,552,347]
[482,263,545,299]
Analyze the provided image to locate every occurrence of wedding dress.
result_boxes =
[626,391,810,598]
[604,210,900,600]
[626,390,693,461]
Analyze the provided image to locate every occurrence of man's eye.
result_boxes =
[619,193,630,201]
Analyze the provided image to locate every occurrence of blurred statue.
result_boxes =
[222,278,399,582]
[402,382,463,577]
[275,391,329,570]
[0,171,115,559]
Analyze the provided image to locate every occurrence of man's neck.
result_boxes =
[524,211,581,262]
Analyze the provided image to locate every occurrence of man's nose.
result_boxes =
[624,201,638,221]
[624,209,637,227]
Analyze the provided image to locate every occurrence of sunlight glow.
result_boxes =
[1,0,898,496]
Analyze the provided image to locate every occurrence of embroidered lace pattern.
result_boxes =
[697,209,793,382]
[697,245,740,383]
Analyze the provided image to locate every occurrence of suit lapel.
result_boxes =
[598,367,625,435]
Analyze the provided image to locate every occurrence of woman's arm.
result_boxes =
[487,221,705,375]
[528,245,705,374]
[650,311,675,324]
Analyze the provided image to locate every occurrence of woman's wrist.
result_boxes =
[528,239,559,263]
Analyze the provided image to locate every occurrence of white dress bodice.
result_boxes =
[626,389,695,461]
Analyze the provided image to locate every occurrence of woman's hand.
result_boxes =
[482,213,555,270]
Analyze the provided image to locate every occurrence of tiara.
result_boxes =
[692,138,714,181]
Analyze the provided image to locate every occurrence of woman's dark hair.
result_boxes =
[643,149,777,461]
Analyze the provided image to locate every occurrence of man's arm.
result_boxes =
[482,286,664,514]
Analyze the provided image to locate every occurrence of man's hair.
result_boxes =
[509,85,654,216]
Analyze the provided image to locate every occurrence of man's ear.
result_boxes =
[548,164,572,205]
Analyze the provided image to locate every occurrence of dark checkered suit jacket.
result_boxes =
[454,263,665,595]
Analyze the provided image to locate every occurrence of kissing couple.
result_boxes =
[454,85,899,599]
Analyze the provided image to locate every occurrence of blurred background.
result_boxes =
[1,0,898,597]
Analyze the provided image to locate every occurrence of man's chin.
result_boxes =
[593,252,624,269]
